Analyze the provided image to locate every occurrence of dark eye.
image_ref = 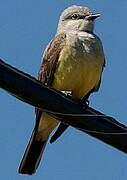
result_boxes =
[71,13,79,20]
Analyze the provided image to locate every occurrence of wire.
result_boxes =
[41,108,127,135]
[80,129,127,135]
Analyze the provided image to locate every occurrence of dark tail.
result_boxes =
[19,130,47,175]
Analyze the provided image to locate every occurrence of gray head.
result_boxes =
[57,5,100,34]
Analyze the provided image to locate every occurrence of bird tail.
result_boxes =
[18,130,47,175]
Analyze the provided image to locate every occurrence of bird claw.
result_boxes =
[61,90,72,97]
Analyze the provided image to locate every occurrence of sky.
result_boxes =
[0,0,127,179]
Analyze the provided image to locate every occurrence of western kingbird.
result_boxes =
[19,5,105,175]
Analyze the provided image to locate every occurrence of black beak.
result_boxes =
[86,13,100,21]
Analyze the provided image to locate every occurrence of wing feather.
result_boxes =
[35,33,66,127]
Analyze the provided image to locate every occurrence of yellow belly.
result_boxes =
[52,45,103,100]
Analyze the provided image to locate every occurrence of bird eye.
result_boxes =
[71,13,79,19]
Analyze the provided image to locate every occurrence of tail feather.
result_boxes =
[19,130,47,175]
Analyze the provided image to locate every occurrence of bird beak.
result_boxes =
[86,13,100,21]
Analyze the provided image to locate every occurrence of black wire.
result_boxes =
[41,108,127,135]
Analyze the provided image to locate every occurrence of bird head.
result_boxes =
[57,5,100,34]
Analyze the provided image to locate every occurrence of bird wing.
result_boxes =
[35,33,66,129]
[93,57,106,92]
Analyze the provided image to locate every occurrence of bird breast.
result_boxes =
[52,32,104,100]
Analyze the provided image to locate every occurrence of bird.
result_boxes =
[19,5,105,175]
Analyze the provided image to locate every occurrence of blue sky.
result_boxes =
[0,0,127,179]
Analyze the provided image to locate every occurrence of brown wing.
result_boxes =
[35,33,66,126]
[93,57,106,92]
